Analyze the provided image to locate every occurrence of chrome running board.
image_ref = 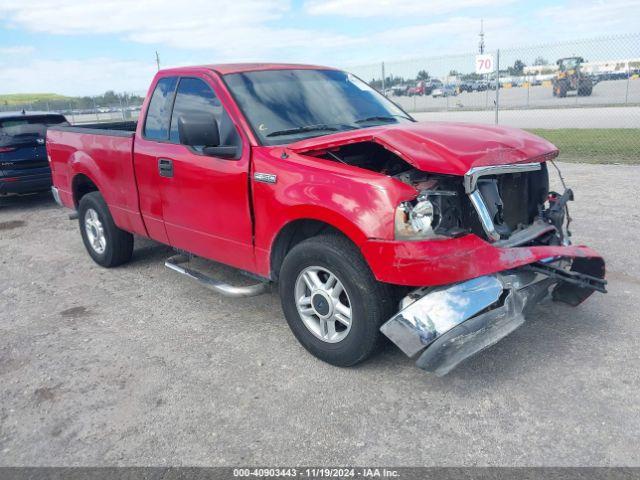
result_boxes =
[165,254,270,298]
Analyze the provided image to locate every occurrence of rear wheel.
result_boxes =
[578,83,593,96]
[78,191,133,267]
[279,234,394,367]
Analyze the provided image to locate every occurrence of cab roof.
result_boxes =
[160,63,338,76]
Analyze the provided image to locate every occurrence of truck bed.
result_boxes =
[47,120,147,237]
[49,120,138,137]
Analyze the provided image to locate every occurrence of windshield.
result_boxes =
[0,115,68,147]
[561,58,580,70]
[224,69,413,145]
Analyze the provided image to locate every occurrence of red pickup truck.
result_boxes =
[47,64,606,375]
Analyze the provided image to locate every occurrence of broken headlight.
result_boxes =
[395,190,459,240]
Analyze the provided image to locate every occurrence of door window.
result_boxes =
[169,77,241,151]
[143,76,178,140]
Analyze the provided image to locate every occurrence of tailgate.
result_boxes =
[0,144,49,173]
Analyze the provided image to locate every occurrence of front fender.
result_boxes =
[270,205,370,247]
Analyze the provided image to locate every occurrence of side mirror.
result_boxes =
[178,113,220,147]
[178,114,238,159]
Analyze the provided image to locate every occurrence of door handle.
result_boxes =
[158,158,173,178]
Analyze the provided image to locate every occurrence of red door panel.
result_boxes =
[157,142,254,271]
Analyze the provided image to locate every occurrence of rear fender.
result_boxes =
[69,156,147,237]
[69,152,105,205]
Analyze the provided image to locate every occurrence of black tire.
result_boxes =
[578,84,592,96]
[557,82,568,98]
[78,191,133,267]
[278,233,395,367]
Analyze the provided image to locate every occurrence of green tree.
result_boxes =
[509,59,526,76]
[417,70,430,81]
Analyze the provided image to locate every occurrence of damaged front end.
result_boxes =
[291,131,606,375]
[381,256,605,376]
[381,159,606,375]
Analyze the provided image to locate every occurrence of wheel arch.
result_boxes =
[269,218,364,282]
[71,172,100,208]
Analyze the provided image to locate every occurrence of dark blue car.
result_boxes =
[0,111,69,196]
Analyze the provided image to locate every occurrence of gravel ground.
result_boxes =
[1,162,639,466]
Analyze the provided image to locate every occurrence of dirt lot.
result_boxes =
[1,162,639,466]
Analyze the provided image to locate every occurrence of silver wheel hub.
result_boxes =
[84,208,106,254]
[295,266,352,343]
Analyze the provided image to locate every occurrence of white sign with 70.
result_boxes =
[475,54,495,74]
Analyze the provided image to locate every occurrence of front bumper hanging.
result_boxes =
[380,257,605,376]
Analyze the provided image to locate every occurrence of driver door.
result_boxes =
[155,75,254,272]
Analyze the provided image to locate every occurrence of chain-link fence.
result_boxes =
[349,33,640,163]
[0,94,144,124]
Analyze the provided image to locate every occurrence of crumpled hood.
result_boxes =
[288,121,559,176]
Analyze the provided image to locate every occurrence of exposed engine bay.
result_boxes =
[311,141,574,248]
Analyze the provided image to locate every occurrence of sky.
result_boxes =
[0,0,639,96]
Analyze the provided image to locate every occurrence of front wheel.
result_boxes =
[279,234,395,367]
[578,84,593,96]
[78,191,133,267]
[554,81,568,98]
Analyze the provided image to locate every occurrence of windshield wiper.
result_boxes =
[354,116,397,124]
[266,124,343,138]
[354,114,411,124]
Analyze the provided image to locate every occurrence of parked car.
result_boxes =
[47,64,606,375]
[432,85,458,97]
[0,111,68,196]
[458,81,475,93]
[407,81,427,96]
[406,79,444,96]
[391,84,410,96]
[424,79,443,95]
[472,80,489,91]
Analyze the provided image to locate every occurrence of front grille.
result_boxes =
[498,165,549,230]
[461,163,550,241]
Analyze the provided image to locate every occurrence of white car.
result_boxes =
[432,85,458,98]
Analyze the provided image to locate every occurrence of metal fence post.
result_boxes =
[626,62,631,104]
[485,74,489,109]
[93,97,99,122]
[495,49,500,124]
[381,62,386,93]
